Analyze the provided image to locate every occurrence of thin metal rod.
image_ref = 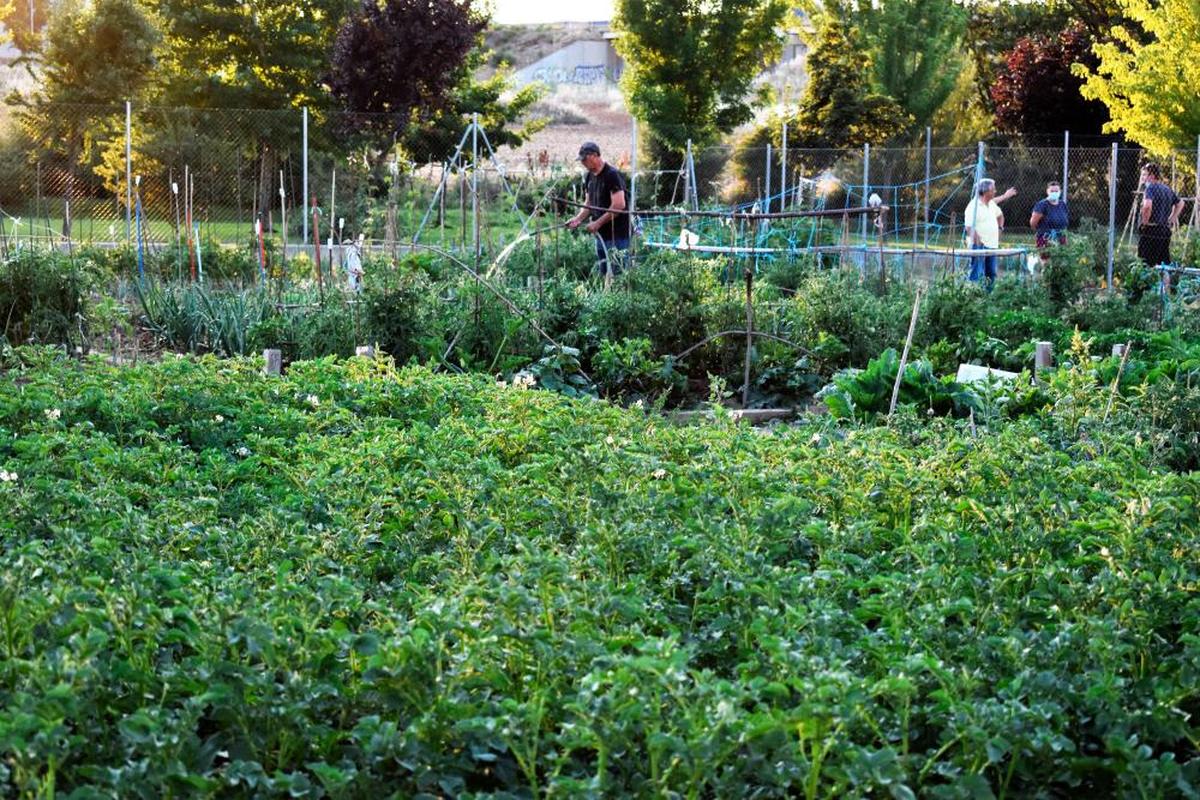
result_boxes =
[1107,141,1118,291]
[1062,130,1070,201]
[302,107,308,244]
[125,101,132,243]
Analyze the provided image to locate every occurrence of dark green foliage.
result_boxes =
[821,347,978,420]
[789,18,913,155]
[789,269,911,370]
[2,354,1199,795]
[613,0,788,153]
[592,336,686,404]
[0,250,89,349]
[361,264,439,364]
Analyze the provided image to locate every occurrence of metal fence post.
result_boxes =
[861,143,870,240]
[1194,134,1200,231]
[1107,141,1118,291]
[1061,130,1069,201]
[630,115,638,262]
[630,116,637,215]
[125,101,132,243]
[764,142,771,214]
[780,119,788,211]
[472,112,479,266]
[302,107,308,245]
[923,127,931,246]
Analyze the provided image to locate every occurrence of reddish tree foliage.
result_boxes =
[991,22,1109,136]
[327,0,485,133]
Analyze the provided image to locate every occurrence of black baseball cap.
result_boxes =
[578,142,600,161]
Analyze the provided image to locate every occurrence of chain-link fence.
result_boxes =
[1,104,1198,263]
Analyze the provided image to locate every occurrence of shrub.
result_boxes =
[0,250,90,349]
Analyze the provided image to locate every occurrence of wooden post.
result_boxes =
[1035,341,1053,373]
[742,263,755,409]
[263,348,282,376]
[888,289,923,418]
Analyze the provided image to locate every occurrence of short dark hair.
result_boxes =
[1047,180,1061,188]
[1141,162,1161,179]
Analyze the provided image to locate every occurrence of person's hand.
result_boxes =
[585,220,600,234]
[565,218,580,230]
[1001,187,1017,200]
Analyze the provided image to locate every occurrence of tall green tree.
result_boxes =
[613,0,788,156]
[804,0,966,135]
[152,0,352,112]
[1075,0,1200,153]
[11,0,159,219]
[325,0,541,161]
[790,18,912,152]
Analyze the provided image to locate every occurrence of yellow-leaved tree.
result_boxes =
[1074,0,1200,154]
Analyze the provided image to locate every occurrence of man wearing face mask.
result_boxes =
[1138,162,1184,269]
[1030,181,1069,250]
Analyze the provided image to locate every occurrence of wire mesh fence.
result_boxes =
[1,104,1198,262]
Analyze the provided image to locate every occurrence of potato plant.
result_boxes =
[1,350,1198,797]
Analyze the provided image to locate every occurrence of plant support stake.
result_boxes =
[888,288,923,419]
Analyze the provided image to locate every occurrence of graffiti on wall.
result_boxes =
[530,64,615,86]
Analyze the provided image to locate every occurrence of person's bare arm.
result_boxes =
[586,190,626,234]
[996,187,1018,203]
[565,206,589,229]
[1170,197,1185,227]
[1030,210,1043,229]
[1141,196,1153,226]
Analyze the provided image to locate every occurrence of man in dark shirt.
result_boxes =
[1138,162,1185,268]
[566,142,630,279]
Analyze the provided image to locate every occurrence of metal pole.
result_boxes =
[764,143,772,215]
[302,107,308,244]
[1193,134,1200,232]
[630,116,638,263]
[861,143,870,240]
[1062,130,1069,201]
[685,139,695,210]
[1107,141,1118,291]
[780,119,788,211]
[924,127,931,246]
[125,101,132,243]
[472,112,479,265]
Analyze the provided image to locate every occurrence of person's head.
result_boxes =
[578,141,603,174]
[1141,162,1161,184]
[1046,181,1061,202]
[976,178,996,201]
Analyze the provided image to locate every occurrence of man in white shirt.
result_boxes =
[963,178,1016,289]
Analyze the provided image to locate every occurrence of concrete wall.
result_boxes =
[514,39,622,87]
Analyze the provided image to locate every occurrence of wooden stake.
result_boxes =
[263,349,282,376]
[888,288,923,418]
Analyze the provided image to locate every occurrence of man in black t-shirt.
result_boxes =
[566,142,631,278]
[1138,162,1185,268]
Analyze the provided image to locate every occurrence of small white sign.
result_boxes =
[956,364,1018,384]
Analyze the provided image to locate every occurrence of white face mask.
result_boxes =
[1047,191,1061,202]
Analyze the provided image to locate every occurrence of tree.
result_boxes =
[991,22,1109,137]
[327,0,485,135]
[1076,0,1200,154]
[153,0,351,111]
[614,0,788,156]
[790,19,912,152]
[11,0,160,219]
[325,0,540,160]
[809,0,967,136]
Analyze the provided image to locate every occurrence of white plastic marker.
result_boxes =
[194,223,204,283]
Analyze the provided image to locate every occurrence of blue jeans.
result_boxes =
[596,237,630,277]
[968,243,997,289]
